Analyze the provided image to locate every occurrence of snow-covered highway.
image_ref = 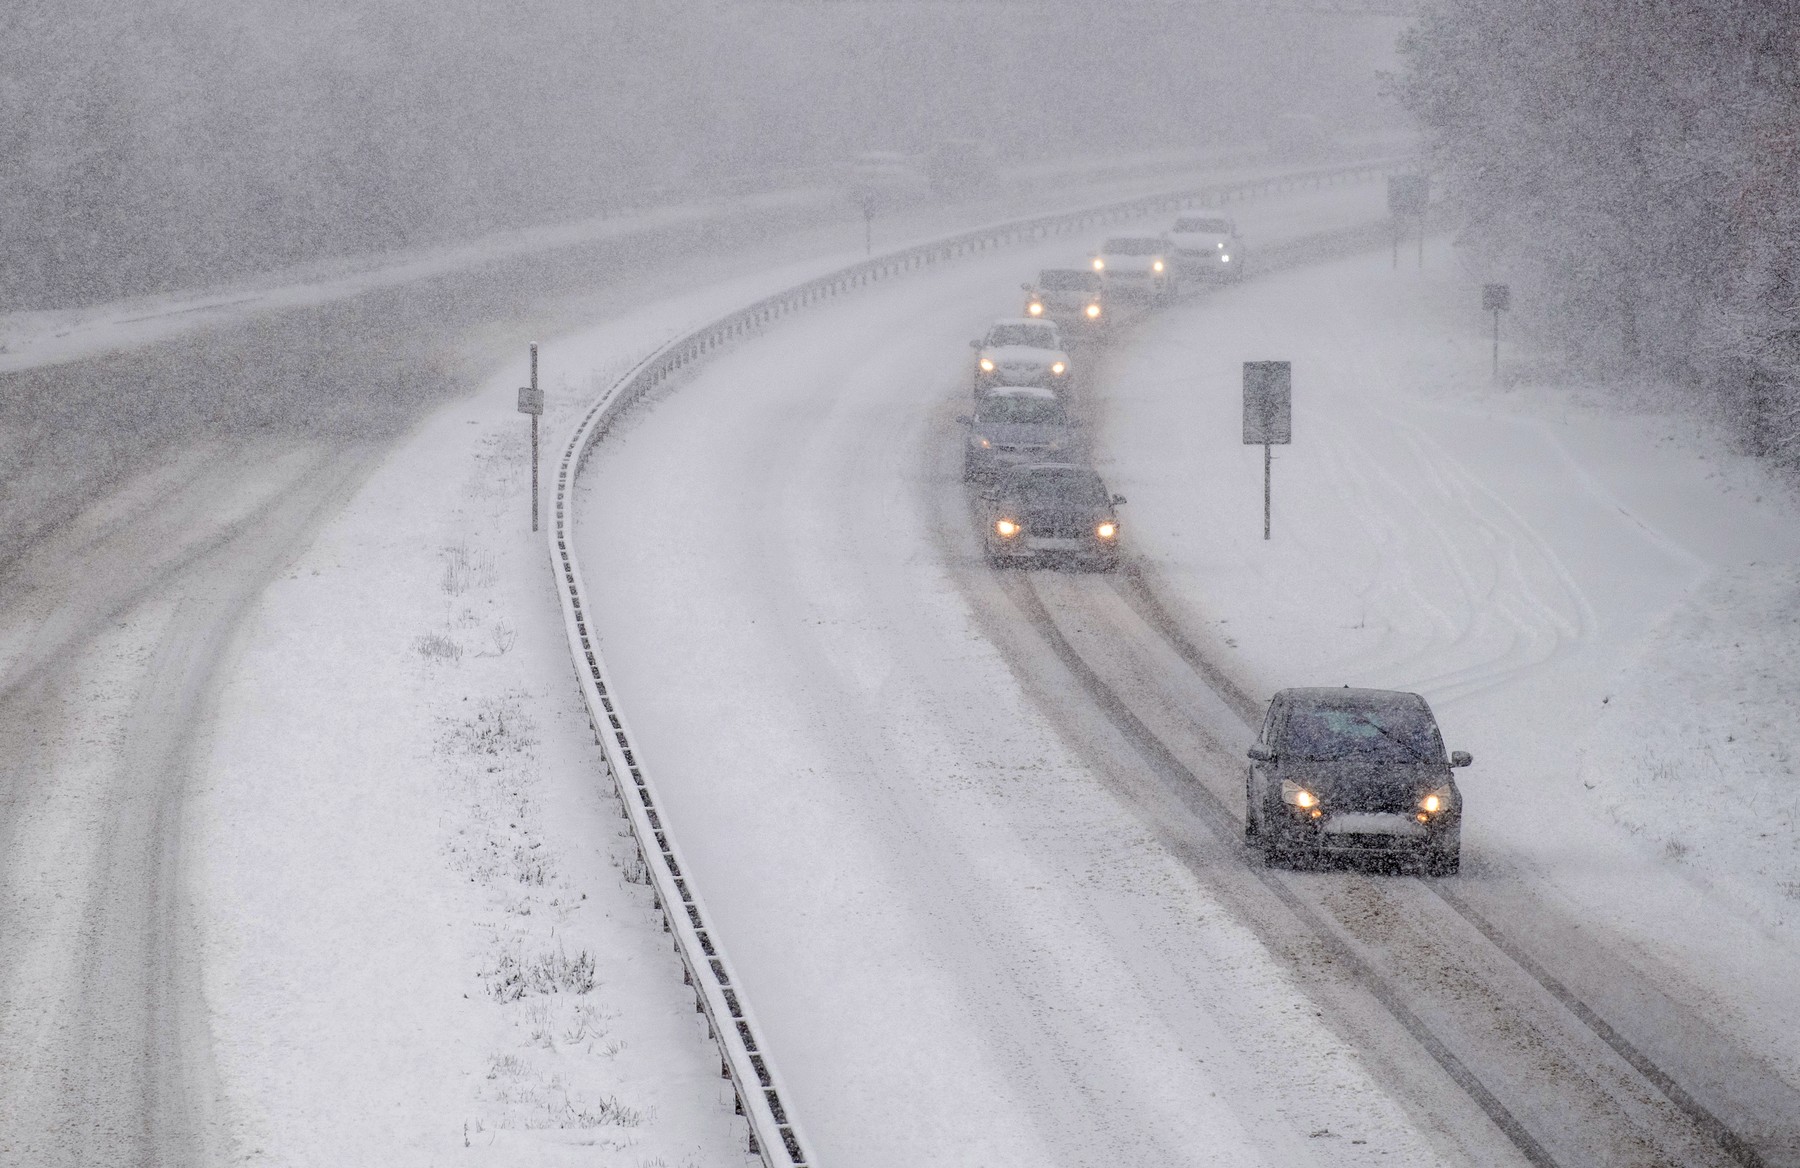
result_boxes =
[574,187,1800,1166]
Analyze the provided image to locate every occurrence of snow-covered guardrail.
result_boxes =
[548,154,1401,1166]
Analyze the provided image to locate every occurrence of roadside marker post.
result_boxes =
[518,342,544,532]
[1242,361,1292,541]
[1483,283,1511,380]
[1387,173,1430,270]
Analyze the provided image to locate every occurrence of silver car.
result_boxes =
[971,318,1070,389]
[959,386,1074,480]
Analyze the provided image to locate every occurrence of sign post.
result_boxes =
[1387,174,1430,270]
[517,343,545,532]
[1242,361,1292,541]
[859,192,877,256]
[1482,283,1511,380]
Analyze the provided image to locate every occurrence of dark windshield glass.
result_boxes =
[1173,217,1231,233]
[1282,703,1445,763]
[1102,238,1162,255]
[987,324,1059,348]
[1039,270,1100,292]
[1015,471,1108,507]
[977,396,1065,425]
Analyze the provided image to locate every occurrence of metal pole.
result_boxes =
[530,342,539,533]
[1263,439,1272,540]
[1492,308,1500,380]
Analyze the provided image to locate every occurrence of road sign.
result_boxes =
[1243,361,1291,541]
[517,386,544,415]
[1387,174,1430,216]
[1242,361,1292,445]
[1483,283,1511,312]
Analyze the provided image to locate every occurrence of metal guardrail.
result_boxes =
[547,154,1400,1166]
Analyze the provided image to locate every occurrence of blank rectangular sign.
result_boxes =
[1243,361,1291,445]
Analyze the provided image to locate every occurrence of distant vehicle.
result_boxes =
[1167,214,1245,282]
[926,139,999,199]
[845,150,930,207]
[979,462,1124,570]
[958,386,1074,481]
[1245,687,1471,875]
[1091,236,1175,300]
[970,318,1070,390]
[1022,269,1106,331]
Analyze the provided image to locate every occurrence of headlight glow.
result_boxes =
[1095,521,1117,539]
[1152,259,1164,272]
[1085,303,1101,319]
[995,518,1021,538]
[1027,301,1043,316]
[977,437,991,448]
[1217,241,1225,249]
[1221,254,1230,263]
[1093,257,1104,271]
[1050,361,1066,375]
[979,357,995,372]
[1420,787,1453,814]
[1280,780,1319,809]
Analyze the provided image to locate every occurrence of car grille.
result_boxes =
[1030,516,1091,539]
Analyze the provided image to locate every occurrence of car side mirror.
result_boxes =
[955,414,971,425]
[1450,751,1473,768]
[1247,744,1274,763]
[1111,494,1127,506]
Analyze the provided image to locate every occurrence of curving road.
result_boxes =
[574,182,1800,1166]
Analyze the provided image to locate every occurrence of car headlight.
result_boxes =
[1420,787,1453,815]
[1221,254,1230,263]
[1217,241,1225,249]
[1152,259,1164,272]
[1085,303,1101,319]
[977,436,991,448]
[995,518,1021,538]
[1280,779,1319,809]
[1050,361,1066,375]
[1092,257,1104,271]
[1095,521,1116,540]
[1027,302,1043,316]
[979,357,995,372]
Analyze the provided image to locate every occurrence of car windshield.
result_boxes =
[977,396,1065,425]
[1102,238,1163,255]
[986,323,1059,348]
[1013,469,1108,506]
[1173,217,1232,233]
[1282,702,1446,764]
[1038,270,1100,292]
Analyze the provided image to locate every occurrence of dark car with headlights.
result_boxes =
[980,462,1123,570]
[1022,269,1107,333]
[971,318,1070,390]
[959,387,1074,480]
[1245,687,1471,874]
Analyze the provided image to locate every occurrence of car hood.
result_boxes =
[1277,757,1450,813]
[975,422,1070,447]
[1016,501,1113,525]
[984,345,1065,365]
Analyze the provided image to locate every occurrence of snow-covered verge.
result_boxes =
[191,284,806,1166]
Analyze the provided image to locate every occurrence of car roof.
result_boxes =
[977,385,1058,400]
[1276,687,1430,710]
[1100,236,1167,247]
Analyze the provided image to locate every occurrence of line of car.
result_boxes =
[952,214,1472,877]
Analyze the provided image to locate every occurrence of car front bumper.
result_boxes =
[1272,811,1457,859]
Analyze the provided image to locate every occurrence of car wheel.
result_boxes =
[1425,846,1461,877]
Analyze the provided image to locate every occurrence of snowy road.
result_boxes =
[576,189,1800,1165]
